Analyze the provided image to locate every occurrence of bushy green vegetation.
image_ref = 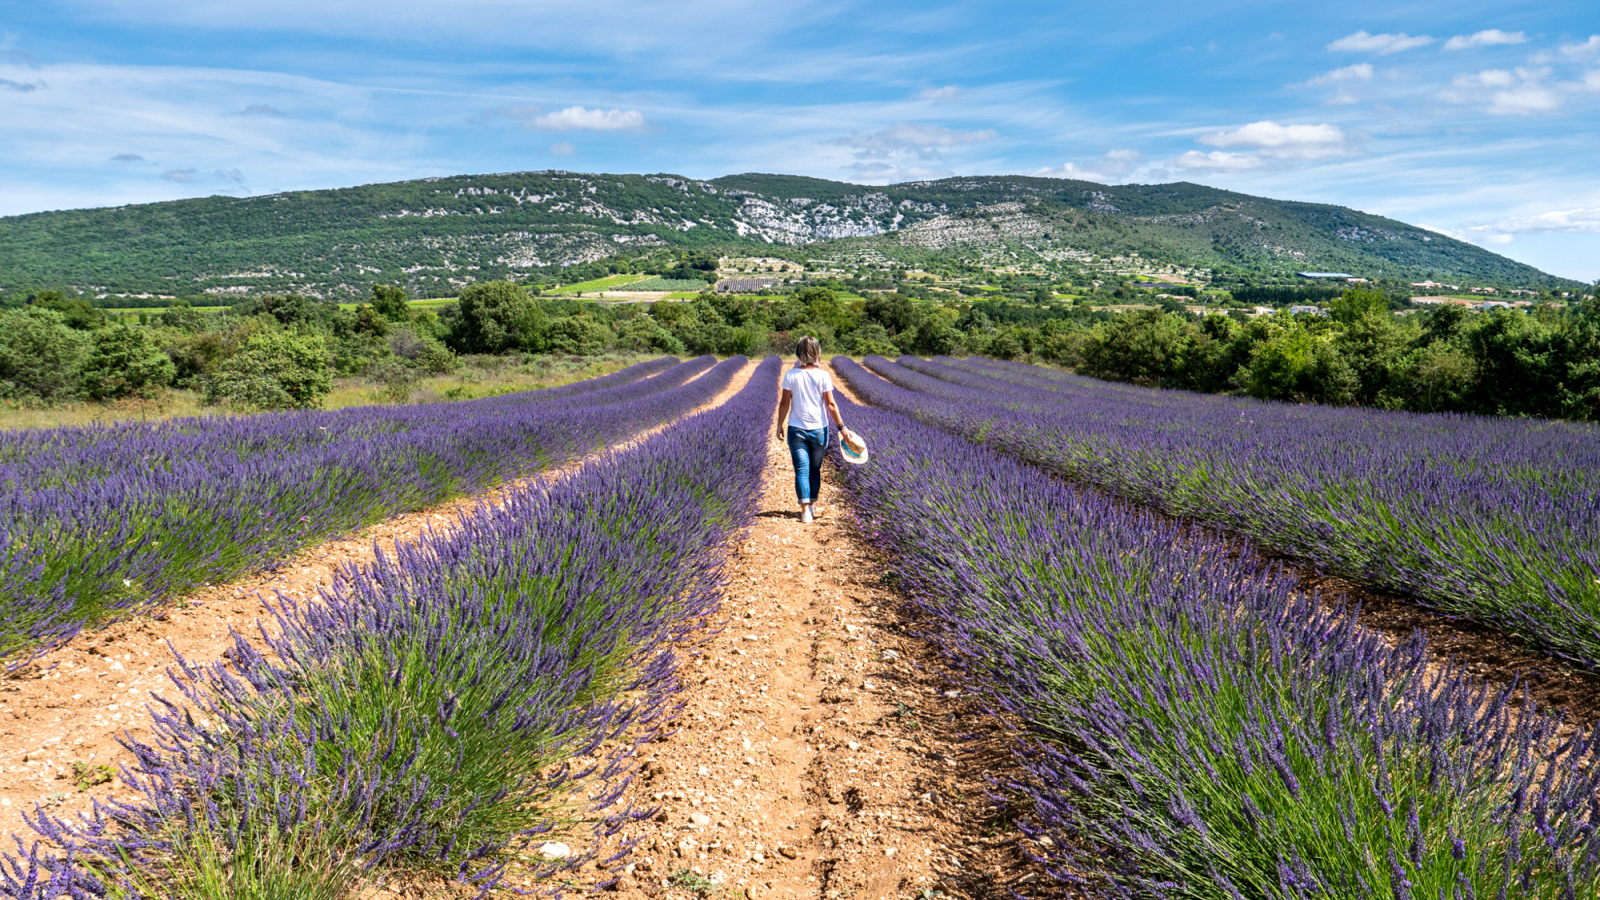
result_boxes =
[1,286,458,415]
[11,278,1600,423]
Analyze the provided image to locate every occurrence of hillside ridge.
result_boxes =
[0,170,1577,299]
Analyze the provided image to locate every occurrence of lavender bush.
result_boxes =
[846,353,1600,670]
[0,356,727,662]
[3,356,781,899]
[827,362,1600,898]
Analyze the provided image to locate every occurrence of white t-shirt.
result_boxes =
[783,366,834,430]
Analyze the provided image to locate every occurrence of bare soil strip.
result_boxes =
[0,361,756,839]
[561,424,1058,900]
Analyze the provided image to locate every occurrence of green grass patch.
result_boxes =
[553,273,651,293]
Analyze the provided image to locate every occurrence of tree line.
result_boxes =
[4,282,1597,422]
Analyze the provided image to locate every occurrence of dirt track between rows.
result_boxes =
[0,361,757,840]
[554,403,1057,900]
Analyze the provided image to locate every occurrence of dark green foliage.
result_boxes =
[32,291,105,330]
[1063,290,1600,419]
[80,325,176,400]
[370,284,411,322]
[452,281,546,353]
[204,331,333,410]
[0,307,90,401]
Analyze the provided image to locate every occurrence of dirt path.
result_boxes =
[566,419,1055,900]
[0,361,756,839]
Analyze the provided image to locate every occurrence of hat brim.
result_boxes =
[839,437,869,465]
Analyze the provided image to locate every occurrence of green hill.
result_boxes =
[0,171,1578,300]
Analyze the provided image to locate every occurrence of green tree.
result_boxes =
[370,284,411,322]
[159,300,205,332]
[1328,288,1390,325]
[80,326,177,400]
[0,307,90,401]
[1081,308,1195,387]
[204,331,332,410]
[32,292,105,330]
[452,281,547,353]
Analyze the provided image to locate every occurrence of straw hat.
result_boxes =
[838,426,869,465]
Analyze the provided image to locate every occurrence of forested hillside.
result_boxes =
[0,171,1576,300]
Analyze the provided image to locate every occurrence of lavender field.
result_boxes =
[0,355,729,663]
[845,353,1600,670]
[5,350,1598,899]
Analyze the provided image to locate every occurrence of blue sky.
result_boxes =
[2,0,1597,280]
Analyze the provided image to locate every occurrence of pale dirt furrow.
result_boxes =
[562,417,1060,900]
[0,361,755,840]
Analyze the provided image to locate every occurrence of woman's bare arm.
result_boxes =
[777,389,793,438]
[823,391,844,429]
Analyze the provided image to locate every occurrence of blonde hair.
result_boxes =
[795,335,821,366]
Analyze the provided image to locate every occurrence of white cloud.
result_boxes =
[1426,208,1600,249]
[161,168,196,183]
[844,161,954,183]
[1441,68,1575,114]
[1560,36,1600,60]
[241,103,283,116]
[549,141,575,156]
[1167,150,1268,171]
[919,85,960,100]
[840,122,998,157]
[1198,120,1353,159]
[1305,63,1373,85]
[1033,149,1143,183]
[1327,31,1434,55]
[1495,208,1600,234]
[1443,30,1528,51]
[529,106,648,132]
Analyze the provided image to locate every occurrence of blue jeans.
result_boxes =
[786,425,829,504]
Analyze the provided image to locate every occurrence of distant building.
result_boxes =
[1289,305,1328,316]
[1411,297,1476,307]
[1298,272,1354,279]
[1469,286,1498,294]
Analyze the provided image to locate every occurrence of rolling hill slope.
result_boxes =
[0,171,1577,299]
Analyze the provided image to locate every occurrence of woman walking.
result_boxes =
[777,336,844,524]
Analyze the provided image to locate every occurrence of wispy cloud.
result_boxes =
[549,141,575,156]
[838,121,998,159]
[1033,149,1143,183]
[0,78,44,92]
[1305,63,1373,85]
[1167,150,1268,172]
[1443,30,1528,51]
[161,168,196,183]
[919,85,960,100]
[110,153,144,161]
[1197,121,1354,160]
[1327,31,1434,55]
[241,103,284,116]
[529,105,648,132]
[1441,68,1569,114]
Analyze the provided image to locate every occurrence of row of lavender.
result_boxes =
[0,355,723,663]
[855,353,1600,670]
[3,356,782,899]
[828,361,1600,897]
[0,356,682,488]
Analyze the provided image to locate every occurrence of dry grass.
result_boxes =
[0,353,661,432]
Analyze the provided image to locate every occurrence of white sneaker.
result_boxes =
[801,506,814,524]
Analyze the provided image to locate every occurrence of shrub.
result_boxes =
[204,331,332,410]
[453,281,546,353]
[370,284,411,322]
[0,307,90,402]
[544,316,615,356]
[80,325,177,400]
[387,326,457,374]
